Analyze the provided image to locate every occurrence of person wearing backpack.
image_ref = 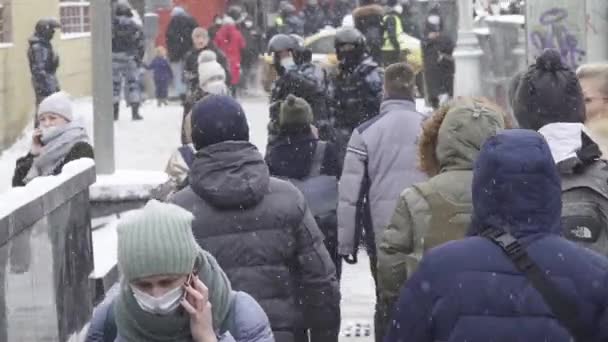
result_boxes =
[511,49,608,257]
[384,129,608,342]
[376,97,511,340]
[337,63,426,342]
[266,94,342,278]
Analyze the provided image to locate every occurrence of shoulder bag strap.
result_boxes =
[481,228,588,341]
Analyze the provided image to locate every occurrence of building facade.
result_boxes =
[0,0,92,149]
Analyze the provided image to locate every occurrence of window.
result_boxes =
[59,0,90,36]
[0,0,12,44]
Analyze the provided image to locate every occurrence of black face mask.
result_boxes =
[337,50,362,69]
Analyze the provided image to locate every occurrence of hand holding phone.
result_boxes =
[31,129,43,156]
[181,277,216,342]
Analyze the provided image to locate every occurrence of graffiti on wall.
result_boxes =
[529,7,586,69]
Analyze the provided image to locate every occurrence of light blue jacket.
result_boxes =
[86,288,274,342]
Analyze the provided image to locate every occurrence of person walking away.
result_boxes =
[183,28,230,116]
[146,46,173,107]
[85,200,274,342]
[331,27,384,162]
[166,6,199,102]
[28,18,61,117]
[510,49,608,257]
[171,95,341,342]
[337,63,424,342]
[377,97,510,341]
[214,16,246,97]
[353,0,385,65]
[384,129,608,342]
[112,3,145,121]
[13,92,93,187]
[381,1,407,67]
[267,34,333,145]
[239,14,263,94]
[209,15,223,41]
[279,3,305,36]
[422,5,455,109]
[333,0,355,28]
[303,0,326,36]
[577,63,608,157]
[266,94,343,278]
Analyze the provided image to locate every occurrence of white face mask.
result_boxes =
[428,15,441,26]
[131,285,184,315]
[245,20,253,28]
[280,57,295,68]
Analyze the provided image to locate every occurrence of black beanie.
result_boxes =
[191,95,250,150]
[511,49,586,131]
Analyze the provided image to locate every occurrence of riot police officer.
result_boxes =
[267,34,333,146]
[28,18,61,109]
[331,27,384,161]
[112,3,145,120]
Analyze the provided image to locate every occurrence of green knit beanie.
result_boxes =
[117,200,199,282]
[279,94,313,128]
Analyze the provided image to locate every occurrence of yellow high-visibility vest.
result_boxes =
[382,13,407,51]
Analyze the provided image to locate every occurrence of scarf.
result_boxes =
[24,122,89,184]
[113,249,235,342]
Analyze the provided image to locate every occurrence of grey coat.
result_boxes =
[338,99,427,256]
[85,289,274,342]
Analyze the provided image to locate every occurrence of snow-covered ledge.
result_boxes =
[0,158,96,342]
[89,170,168,220]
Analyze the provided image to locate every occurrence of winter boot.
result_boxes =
[131,103,143,121]
[114,103,120,121]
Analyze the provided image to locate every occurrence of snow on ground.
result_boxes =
[0,95,430,341]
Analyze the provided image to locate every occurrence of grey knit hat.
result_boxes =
[117,200,199,281]
[279,94,313,129]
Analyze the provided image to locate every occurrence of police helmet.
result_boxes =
[268,34,298,53]
[115,2,134,17]
[334,27,366,49]
[35,18,60,39]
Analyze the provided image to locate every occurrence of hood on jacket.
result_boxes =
[469,129,562,238]
[586,117,608,158]
[171,6,186,16]
[539,122,602,174]
[418,98,508,176]
[353,4,384,19]
[189,141,270,210]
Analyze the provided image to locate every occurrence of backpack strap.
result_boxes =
[411,181,471,250]
[309,141,327,178]
[481,228,588,342]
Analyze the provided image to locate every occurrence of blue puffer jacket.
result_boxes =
[384,129,608,342]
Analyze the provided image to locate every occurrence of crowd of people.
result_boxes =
[15,1,608,342]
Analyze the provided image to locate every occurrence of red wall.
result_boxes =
[155,0,226,47]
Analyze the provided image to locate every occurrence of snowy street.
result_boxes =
[0,95,378,341]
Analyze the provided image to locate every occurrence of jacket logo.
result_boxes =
[570,225,593,239]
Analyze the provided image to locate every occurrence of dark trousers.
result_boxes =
[154,79,169,100]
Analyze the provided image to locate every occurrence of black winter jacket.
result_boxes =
[166,14,199,62]
[171,142,341,342]
[27,36,60,102]
[12,142,94,187]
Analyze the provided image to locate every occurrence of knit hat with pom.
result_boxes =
[511,49,586,131]
[279,94,313,129]
[117,200,199,281]
[198,50,226,91]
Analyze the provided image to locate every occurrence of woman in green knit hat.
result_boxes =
[86,200,274,342]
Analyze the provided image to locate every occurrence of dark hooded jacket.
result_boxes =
[384,130,608,342]
[171,141,340,342]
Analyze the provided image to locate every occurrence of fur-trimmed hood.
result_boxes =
[418,98,510,176]
[353,4,384,19]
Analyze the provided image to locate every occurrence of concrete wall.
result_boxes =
[0,159,96,342]
[0,0,92,150]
